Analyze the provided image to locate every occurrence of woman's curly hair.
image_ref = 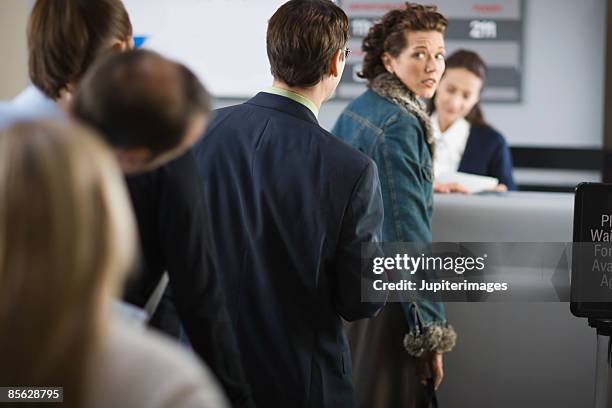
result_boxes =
[360,2,448,81]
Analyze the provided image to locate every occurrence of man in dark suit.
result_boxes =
[194,1,385,407]
[72,50,254,407]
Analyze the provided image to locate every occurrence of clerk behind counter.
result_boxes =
[429,49,516,193]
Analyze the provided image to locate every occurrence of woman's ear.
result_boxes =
[57,84,76,112]
[110,37,133,53]
[381,52,394,74]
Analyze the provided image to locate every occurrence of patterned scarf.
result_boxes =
[369,72,435,158]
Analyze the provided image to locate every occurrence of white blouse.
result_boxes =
[431,112,471,179]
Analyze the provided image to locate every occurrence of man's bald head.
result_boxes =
[72,49,210,158]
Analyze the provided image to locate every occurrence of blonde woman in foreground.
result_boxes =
[0,121,229,408]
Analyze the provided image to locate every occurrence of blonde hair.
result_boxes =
[0,121,137,407]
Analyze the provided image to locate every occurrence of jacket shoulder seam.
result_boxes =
[381,110,420,131]
[345,110,384,136]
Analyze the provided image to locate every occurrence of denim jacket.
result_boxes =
[332,85,456,356]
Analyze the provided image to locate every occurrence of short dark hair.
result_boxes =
[72,50,211,154]
[28,0,133,100]
[360,2,447,81]
[429,49,489,127]
[267,0,349,88]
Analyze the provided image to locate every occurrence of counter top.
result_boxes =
[432,191,574,242]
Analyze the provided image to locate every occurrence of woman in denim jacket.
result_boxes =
[332,3,456,406]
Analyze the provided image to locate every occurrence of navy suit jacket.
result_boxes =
[458,124,517,190]
[195,92,385,408]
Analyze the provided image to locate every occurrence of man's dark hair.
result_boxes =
[28,0,133,100]
[72,49,211,154]
[267,0,349,88]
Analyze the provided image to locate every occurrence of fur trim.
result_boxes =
[369,72,435,159]
[403,324,457,357]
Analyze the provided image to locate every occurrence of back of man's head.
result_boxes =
[267,0,349,88]
[72,49,210,158]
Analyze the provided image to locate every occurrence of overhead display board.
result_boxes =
[338,0,524,102]
[124,0,523,102]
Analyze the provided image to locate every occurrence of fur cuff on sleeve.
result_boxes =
[403,324,457,357]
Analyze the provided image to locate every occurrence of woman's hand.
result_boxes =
[416,351,444,390]
[434,182,470,194]
[494,183,508,192]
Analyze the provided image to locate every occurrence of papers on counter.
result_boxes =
[436,171,499,194]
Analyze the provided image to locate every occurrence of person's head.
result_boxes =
[0,121,136,406]
[28,0,133,101]
[267,0,349,99]
[72,49,211,174]
[360,2,447,98]
[431,49,488,128]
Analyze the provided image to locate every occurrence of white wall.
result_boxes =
[486,0,606,148]
[0,0,30,100]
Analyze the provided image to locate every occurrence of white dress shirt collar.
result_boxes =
[432,112,471,179]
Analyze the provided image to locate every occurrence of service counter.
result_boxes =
[432,192,595,408]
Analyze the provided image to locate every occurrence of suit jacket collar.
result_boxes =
[246,92,319,125]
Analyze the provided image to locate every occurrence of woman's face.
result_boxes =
[382,30,446,98]
[434,67,483,125]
